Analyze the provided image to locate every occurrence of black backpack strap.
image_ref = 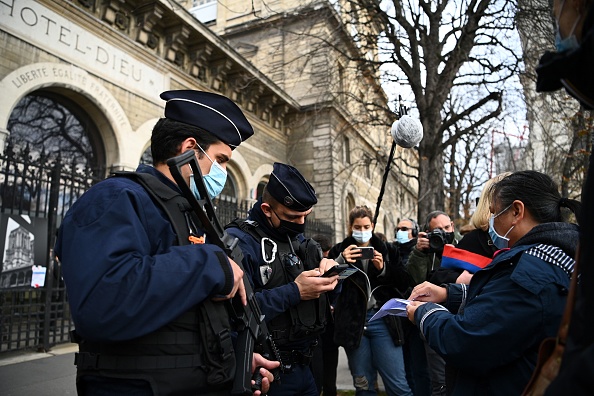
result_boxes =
[112,171,194,245]
[225,218,264,241]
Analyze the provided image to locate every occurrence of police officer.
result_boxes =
[227,163,339,395]
[55,90,278,395]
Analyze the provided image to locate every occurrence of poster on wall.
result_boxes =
[0,214,48,288]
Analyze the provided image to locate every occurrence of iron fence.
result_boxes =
[0,143,101,353]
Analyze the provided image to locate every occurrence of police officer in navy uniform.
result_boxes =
[226,163,340,395]
[55,90,279,396]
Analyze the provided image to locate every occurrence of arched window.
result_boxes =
[256,181,267,200]
[7,91,105,172]
[4,91,105,217]
[344,193,356,235]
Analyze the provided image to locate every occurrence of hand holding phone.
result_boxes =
[321,264,357,279]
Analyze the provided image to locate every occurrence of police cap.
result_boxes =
[160,90,254,149]
[267,163,317,211]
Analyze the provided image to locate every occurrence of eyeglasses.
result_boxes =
[396,227,411,231]
[282,253,302,269]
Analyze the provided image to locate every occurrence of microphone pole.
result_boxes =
[372,140,396,226]
[373,98,406,227]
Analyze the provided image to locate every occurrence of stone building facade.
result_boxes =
[0,0,417,244]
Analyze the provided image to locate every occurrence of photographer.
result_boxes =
[406,211,457,396]
[407,211,459,286]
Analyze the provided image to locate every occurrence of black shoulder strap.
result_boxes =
[112,171,192,246]
[225,218,264,241]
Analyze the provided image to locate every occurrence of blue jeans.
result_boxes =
[345,309,413,396]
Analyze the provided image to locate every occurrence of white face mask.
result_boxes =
[396,230,411,244]
[352,229,373,244]
[488,204,515,249]
[189,146,227,200]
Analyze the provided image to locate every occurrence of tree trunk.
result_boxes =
[417,149,445,229]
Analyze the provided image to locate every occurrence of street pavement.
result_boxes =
[0,343,359,395]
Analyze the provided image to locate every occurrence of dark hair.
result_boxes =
[348,206,373,230]
[262,186,280,209]
[312,234,333,252]
[150,118,222,164]
[423,211,449,231]
[489,170,581,223]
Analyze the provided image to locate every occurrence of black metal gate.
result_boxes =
[0,143,101,353]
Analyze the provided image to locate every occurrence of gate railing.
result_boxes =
[0,143,101,353]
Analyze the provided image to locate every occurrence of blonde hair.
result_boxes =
[470,172,512,231]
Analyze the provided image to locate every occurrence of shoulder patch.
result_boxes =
[525,244,574,278]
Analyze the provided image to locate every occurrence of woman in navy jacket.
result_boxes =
[407,171,580,396]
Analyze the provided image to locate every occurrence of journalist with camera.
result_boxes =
[407,211,457,285]
[406,211,459,396]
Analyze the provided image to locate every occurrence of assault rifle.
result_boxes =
[167,150,281,395]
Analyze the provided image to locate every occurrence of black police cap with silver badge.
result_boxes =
[160,90,254,149]
[267,162,317,211]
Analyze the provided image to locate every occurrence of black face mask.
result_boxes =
[272,209,306,238]
[277,219,306,238]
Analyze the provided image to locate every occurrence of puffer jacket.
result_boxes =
[414,222,579,396]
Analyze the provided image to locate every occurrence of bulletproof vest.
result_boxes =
[73,172,235,395]
[228,219,327,347]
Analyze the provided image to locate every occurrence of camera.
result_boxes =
[426,229,453,253]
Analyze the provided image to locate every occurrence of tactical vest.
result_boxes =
[72,172,235,396]
[227,219,327,348]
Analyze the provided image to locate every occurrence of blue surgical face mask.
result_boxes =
[352,230,373,244]
[396,230,411,244]
[488,204,515,249]
[189,146,227,200]
[555,0,581,53]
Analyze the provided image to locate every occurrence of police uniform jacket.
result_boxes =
[56,164,234,340]
[413,222,578,396]
[55,164,235,393]
[226,202,302,324]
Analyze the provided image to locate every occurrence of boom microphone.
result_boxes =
[373,114,423,226]
[391,115,423,148]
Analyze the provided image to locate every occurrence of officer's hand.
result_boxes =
[341,244,362,263]
[294,269,338,300]
[252,353,280,395]
[318,258,339,273]
[223,258,247,306]
[416,232,430,252]
[409,281,447,303]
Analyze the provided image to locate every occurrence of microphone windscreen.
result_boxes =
[391,115,423,148]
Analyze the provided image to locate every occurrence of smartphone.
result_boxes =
[321,264,357,279]
[358,247,375,260]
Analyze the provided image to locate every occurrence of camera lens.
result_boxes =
[428,229,447,252]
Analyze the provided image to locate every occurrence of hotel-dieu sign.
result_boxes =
[0,0,166,100]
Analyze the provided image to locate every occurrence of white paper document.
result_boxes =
[369,298,411,321]
[31,265,46,288]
